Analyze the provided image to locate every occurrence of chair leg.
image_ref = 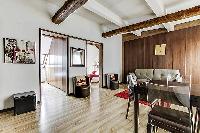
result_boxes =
[194,110,198,133]
[126,99,131,119]
[153,126,158,132]
[197,117,199,133]
[147,123,154,133]
[197,108,200,133]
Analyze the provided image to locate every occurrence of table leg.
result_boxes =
[134,92,139,133]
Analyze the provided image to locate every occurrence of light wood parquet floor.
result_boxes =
[0,83,167,133]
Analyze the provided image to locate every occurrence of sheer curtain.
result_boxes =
[46,37,68,93]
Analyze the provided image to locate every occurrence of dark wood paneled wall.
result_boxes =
[46,38,68,92]
[123,25,200,84]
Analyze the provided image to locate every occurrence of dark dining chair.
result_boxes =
[126,75,170,119]
[147,82,194,133]
[126,75,150,119]
[198,111,200,133]
[194,108,200,133]
[126,85,134,119]
[126,74,136,119]
[126,84,151,119]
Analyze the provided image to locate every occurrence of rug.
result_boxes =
[115,90,171,107]
[114,90,129,99]
[114,90,150,106]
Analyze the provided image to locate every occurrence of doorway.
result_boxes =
[86,41,103,87]
[39,29,69,101]
[39,29,103,102]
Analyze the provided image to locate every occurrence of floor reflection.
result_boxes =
[0,83,138,133]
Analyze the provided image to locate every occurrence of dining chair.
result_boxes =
[126,75,171,119]
[147,79,194,133]
[126,75,150,119]
[198,111,200,132]
[126,74,135,119]
[194,108,199,132]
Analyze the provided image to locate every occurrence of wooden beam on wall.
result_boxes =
[144,0,175,32]
[123,19,200,42]
[52,0,88,24]
[122,29,167,42]
[103,5,200,38]
[175,19,200,30]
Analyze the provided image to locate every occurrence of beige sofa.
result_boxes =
[129,69,182,83]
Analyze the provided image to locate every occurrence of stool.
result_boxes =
[13,91,36,115]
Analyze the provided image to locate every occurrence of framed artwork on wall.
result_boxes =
[70,47,85,67]
[155,44,166,55]
[3,38,36,64]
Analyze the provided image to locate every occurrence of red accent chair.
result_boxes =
[89,71,99,81]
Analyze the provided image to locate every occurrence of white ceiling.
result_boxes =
[46,0,200,36]
[95,0,153,20]
[162,0,187,8]
[75,8,110,25]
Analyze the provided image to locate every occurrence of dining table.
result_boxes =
[132,80,200,133]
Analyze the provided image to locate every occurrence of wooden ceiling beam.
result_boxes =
[122,19,200,42]
[52,0,88,24]
[145,0,175,32]
[175,19,200,30]
[122,28,167,42]
[103,5,200,38]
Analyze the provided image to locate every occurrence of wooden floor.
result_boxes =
[0,83,167,133]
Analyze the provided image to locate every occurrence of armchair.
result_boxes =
[72,76,90,98]
[106,74,119,90]
[89,71,99,82]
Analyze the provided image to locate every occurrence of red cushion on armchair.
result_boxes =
[92,71,97,75]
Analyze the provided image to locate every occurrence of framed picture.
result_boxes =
[70,47,85,67]
[4,38,36,64]
[155,44,166,55]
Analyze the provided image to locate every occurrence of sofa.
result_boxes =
[129,69,182,83]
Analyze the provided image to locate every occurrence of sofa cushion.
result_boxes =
[137,79,149,83]
[153,69,180,81]
[135,69,154,80]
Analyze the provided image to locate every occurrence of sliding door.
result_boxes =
[46,37,68,93]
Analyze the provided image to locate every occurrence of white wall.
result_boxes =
[0,0,102,110]
[0,0,122,110]
[68,38,87,94]
[103,35,123,82]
